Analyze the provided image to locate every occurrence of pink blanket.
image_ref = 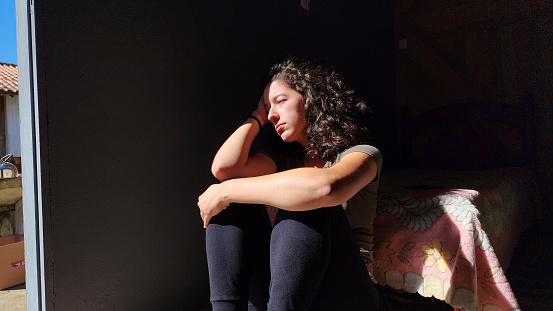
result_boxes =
[372,168,536,311]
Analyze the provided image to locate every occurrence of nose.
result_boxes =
[268,106,279,124]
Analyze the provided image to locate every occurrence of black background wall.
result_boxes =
[32,1,395,309]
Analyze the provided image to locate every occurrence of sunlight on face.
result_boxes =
[263,80,308,146]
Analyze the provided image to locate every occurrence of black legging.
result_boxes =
[205,203,385,311]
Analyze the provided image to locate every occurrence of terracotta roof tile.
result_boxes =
[0,62,18,95]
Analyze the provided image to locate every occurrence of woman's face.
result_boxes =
[263,79,308,146]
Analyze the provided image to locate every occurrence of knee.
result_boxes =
[270,218,328,255]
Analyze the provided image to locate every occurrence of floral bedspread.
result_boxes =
[372,168,537,311]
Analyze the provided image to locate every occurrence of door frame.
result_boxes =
[16,1,47,309]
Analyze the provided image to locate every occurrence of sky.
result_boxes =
[0,1,17,64]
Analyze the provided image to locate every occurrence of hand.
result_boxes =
[198,183,230,228]
[253,97,268,125]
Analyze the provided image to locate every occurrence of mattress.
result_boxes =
[372,167,537,311]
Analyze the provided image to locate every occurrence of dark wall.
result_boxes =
[33,1,394,309]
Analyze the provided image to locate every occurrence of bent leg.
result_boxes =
[267,208,331,311]
[268,206,386,311]
[206,203,272,311]
[310,206,385,310]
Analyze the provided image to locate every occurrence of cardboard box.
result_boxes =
[0,235,25,290]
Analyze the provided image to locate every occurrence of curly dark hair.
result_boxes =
[264,58,372,161]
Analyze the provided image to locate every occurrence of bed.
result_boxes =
[371,103,539,311]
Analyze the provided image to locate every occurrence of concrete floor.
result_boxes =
[0,283,26,311]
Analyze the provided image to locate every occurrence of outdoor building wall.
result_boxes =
[29,0,394,309]
[0,96,5,156]
[5,94,20,157]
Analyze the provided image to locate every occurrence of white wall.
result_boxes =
[5,94,20,156]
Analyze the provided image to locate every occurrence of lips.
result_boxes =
[275,123,284,134]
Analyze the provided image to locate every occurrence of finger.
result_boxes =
[203,215,210,228]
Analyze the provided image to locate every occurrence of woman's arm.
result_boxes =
[198,151,377,227]
[211,99,276,181]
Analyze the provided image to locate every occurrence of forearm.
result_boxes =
[222,168,343,211]
[211,118,261,179]
[199,152,377,227]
